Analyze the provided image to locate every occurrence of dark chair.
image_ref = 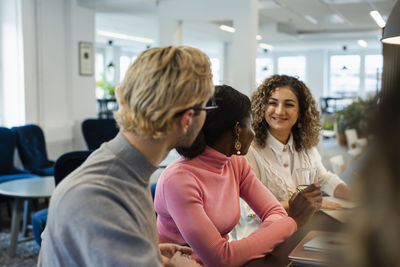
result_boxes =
[0,127,39,230]
[53,150,93,186]
[81,118,119,150]
[12,124,54,176]
[0,127,39,182]
[32,150,93,246]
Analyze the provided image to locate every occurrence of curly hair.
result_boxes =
[251,74,321,151]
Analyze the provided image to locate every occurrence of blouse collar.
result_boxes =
[266,130,294,154]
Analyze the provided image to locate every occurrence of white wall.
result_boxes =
[21,0,96,160]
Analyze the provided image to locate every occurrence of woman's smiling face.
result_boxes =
[264,86,299,140]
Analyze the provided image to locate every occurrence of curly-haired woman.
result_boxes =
[230,74,352,240]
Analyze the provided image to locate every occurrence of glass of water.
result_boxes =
[293,168,318,191]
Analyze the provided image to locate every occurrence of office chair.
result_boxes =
[32,150,93,246]
[12,124,54,176]
[81,118,119,150]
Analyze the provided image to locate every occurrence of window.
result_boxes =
[278,56,306,81]
[210,58,221,85]
[119,56,131,82]
[0,0,25,127]
[95,52,104,81]
[330,55,360,97]
[119,55,137,82]
[256,58,273,86]
[364,55,382,96]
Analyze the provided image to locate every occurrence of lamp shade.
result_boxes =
[382,0,400,45]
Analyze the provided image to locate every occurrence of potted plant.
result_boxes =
[336,94,379,145]
[96,74,115,99]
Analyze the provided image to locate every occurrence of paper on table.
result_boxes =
[323,196,357,209]
[303,232,348,253]
[322,197,357,223]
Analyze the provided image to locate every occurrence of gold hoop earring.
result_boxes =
[235,132,242,155]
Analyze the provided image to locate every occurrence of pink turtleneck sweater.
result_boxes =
[154,146,297,267]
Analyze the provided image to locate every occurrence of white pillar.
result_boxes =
[157,0,259,95]
[158,16,184,46]
[230,0,258,96]
[21,0,96,158]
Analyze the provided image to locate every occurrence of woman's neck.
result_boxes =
[269,129,291,144]
[209,131,234,157]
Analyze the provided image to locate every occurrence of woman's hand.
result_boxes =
[321,198,342,209]
[160,243,202,267]
[288,184,322,228]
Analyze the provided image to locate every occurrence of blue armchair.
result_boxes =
[0,127,38,229]
[81,118,119,150]
[12,124,54,176]
[0,127,38,182]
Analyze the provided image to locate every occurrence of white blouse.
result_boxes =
[229,131,345,241]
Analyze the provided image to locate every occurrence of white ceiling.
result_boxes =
[79,0,397,53]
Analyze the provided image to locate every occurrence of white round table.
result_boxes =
[0,176,55,257]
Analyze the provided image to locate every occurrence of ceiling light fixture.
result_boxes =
[370,10,386,28]
[219,25,262,40]
[219,25,235,33]
[304,15,318,25]
[97,30,154,44]
[259,43,274,50]
[357,40,368,47]
[381,0,400,45]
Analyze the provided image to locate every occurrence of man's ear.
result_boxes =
[178,109,195,134]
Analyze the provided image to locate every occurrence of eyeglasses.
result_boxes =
[174,104,219,117]
[192,105,219,113]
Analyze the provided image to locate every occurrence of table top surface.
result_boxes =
[0,176,55,198]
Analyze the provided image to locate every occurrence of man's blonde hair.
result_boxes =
[114,46,214,139]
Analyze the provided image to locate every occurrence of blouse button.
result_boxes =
[283,163,288,168]
[283,147,288,152]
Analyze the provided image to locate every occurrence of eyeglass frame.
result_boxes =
[174,104,219,117]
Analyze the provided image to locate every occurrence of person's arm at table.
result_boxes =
[160,168,296,267]
[310,148,352,208]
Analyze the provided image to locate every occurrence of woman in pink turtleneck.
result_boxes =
[154,85,322,267]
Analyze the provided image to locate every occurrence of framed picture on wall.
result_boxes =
[79,41,94,76]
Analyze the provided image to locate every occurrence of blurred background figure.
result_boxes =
[344,74,400,267]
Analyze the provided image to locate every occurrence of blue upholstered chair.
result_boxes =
[0,127,38,182]
[12,124,54,176]
[32,150,93,246]
[81,118,119,150]
[0,127,39,230]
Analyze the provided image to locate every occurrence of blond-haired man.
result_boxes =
[38,46,214,267]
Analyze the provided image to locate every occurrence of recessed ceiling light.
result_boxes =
[304,15,318,25]
[97,30,154,44]
[256,35,262,40]
[259,43,274,50]
[219,25,235,33]
[357,39,368,47]
[370,10,386,28]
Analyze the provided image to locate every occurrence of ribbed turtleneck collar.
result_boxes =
[197,146,230,171]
